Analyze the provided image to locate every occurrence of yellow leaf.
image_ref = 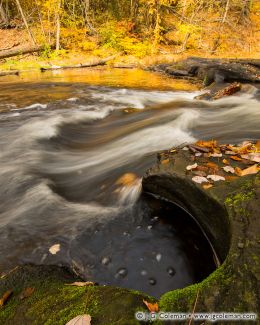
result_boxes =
[143,300,159,312]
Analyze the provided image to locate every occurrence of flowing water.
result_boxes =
[0,68,259,297]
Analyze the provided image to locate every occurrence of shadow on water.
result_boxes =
[67,194,216,298]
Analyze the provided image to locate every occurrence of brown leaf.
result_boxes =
[238,164,259,176]
[20,287,35,300]
[66,314,91,325]
[196,165,208,172]
[225,176,239,182]
[0,290,12,307]
[143,300,159,312]
[205,162,219,171]
[65,282,96,287]
[230,155,242,161]
[203,184,213,190]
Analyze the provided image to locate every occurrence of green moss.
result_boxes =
[159,262,232,312]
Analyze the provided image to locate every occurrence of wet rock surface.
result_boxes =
[150,57,260,86]
[142,142,260,321]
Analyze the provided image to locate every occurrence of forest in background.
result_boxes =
[0,0,259,65]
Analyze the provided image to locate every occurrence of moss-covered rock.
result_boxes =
[142,147,260,324]
[0,265,154,324]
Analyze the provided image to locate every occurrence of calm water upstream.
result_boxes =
[0,68,259,297]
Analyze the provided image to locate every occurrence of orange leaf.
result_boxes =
[161,159,170,165]
[116,173,138,186]
[222,159,229,165]
[203,184,213,190]
[143,300,159,312]
[230,155,242,161]
[0,290,12,307]
[225,176,238,181]
[239,164,259,176]
[205,162,219,171]
[196,140,217,148]
[235,167,243,176]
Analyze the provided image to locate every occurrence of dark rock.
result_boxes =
[142,145,260,315]
[150,57,260,87]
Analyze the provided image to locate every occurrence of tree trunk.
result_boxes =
[15,0,36,45]
[55,0,61,51]
[0,3,8,24]
[222,0,230,23]
[41,54,120,71]
[0,70,19,77]
[0,45,45,60]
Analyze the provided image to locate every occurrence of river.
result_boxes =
[0,68,259,297]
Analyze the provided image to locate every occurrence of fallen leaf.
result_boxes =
[241,153,260,163]
[205,162,219,171]
[210,153,222,158]
[193,170,207,177]
[235,167,243,176]
[49,244,60,255]
[186,163,198,171]
[192,176,209,184]
[225,176,238,181]
[66,314,91,325]
[239,164,259,176]
[222,159,229,165]
[65,282,96,287]
[196,165,208,172]
[225,151,236,155]
[203,184,213,190]
[255,140,260,151]
[0,290,12,307]
[143,300,159,312]
[20,287,35,300]
[207,175,225,182]
[222,166,235,174]
[116,173,138,186]
[230,155,242,161]
[161,159,170,165]
[196,140,217,148]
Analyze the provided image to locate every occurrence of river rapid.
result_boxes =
[0,68,259,297]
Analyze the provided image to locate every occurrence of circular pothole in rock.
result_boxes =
[68,194,217,298]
